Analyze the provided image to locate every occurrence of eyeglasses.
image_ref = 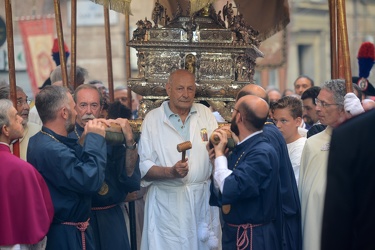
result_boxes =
[315,98,340,108]
[232,108,240,114]
[78,102,100,111]
[16,98,31,107]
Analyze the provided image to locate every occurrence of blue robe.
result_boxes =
[263,123,302,250]
[69,124,141,250]
[27,127,107,250]
[211,133,281,250]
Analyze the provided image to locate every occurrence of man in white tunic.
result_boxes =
[298,79,363,250]
[138,69,221,250]
[15,87,41,160]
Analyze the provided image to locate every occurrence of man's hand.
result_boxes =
[206,143,216,163]
[171,160,189,178]
[84,119,106,137]
[115,118,134,145]
[211,129,228,158]
[125,191,138,202]
[96,118,115,128]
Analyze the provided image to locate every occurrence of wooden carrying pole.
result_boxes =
[104,6,114,103]
[329,0,338,79]
[124,13,137,250]
[126,14,132,114]
[4,0,20,157]
[54,0,68,88]
[71,0,77,89]
[337,0,352,93]
[330,0,353,93]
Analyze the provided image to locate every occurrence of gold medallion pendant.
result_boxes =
[98,182,109,195]
[222,204,231,214]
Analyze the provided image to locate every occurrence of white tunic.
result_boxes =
[20,122,41,161]
[10,122,41,161]
[28,106,42,126]
[139,102,221,250]
[298,126,332,250]
[287,136,307,185]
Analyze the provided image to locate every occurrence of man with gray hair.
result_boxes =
[27,85,107,250]
[0,99,53,250]
[15,86,41,160]
[298,79,362,250]
[0,83,41,160]
[68,83,140,250]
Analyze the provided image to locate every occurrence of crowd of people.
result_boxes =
[1,65,375,250]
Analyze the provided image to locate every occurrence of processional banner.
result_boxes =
[18,16,55,95]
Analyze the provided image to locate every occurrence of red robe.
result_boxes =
[0,143,54,245]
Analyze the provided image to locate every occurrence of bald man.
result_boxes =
[234,84,302,250]
[138,69,221,250]
[209,95,281,249]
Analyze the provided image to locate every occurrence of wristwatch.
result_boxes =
[126,141,137,150]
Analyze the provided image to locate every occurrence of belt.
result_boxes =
[62,218,90,250]
[227,222,264,250]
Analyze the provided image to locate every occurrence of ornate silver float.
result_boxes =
[128,3,263,122]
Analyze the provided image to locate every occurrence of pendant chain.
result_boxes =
[233,151,245,170]
[40,130,61,143]
[74,126,81,139]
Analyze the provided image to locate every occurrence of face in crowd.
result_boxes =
[273,108,301,144]
[294,77,313,96]
[315,88,344,128]
[166,70,196,114]
[302,97,319,126]
[7,105,25,141]
[75,87,102,128]
[16,89,30,127]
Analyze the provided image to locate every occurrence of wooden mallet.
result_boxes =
[177,141,192,163]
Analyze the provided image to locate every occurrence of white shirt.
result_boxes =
[28,106,42,126]
[287,136,306,185]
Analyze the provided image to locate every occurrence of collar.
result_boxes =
[163,101,197,119]
[19,125,29,143]
[313,120,322,125]
[325,125,333,136]
[0,142,10,148]
[41,126,77,147]
[237,130,263,145]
